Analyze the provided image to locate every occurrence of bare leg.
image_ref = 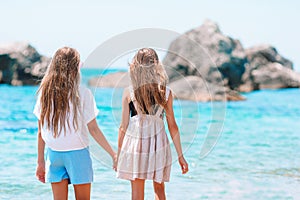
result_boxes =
[153,181,166,200]
[73,183,91,200]
[131,179,145,200]
[51,179,69,200]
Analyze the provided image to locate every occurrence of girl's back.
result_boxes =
[34,86,98,151]
[116,48,188,199]
[117,86,172,183]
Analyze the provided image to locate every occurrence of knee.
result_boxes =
[153,182,165,193]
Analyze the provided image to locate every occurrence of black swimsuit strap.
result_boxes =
[128,86,170,118]
[129,101,138,117]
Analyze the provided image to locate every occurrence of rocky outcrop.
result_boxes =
[239,45,300,91]
[89,20,300,101]
[162,19,300,100]
[164,20,247,91]
[0,42,50,85]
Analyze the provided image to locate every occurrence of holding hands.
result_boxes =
[112,153,118,171]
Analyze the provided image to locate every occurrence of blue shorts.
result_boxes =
[46,147,93,184]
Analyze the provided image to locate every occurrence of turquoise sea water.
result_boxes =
[0,68,299,199]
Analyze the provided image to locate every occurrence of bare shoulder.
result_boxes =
[166,90,174,112]
[122,87,131,103]
[167,88,173,98]
[167,89,173,103]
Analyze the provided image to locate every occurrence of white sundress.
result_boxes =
[117,87,172,183]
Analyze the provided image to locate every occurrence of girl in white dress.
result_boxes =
[117,48,188,200]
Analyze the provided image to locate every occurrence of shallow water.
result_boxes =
[0,69,299,199]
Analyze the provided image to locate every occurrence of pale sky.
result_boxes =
[1,0,299,71]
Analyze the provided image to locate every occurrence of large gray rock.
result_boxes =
[239,45,300,91]
[0,42,50,85]
[163,19,247,90]
[163,20,300,99]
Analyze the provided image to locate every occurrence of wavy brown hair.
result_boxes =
[129,48,168,114]
[38,47,81,138]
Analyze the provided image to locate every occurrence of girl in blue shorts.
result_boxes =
[34,47,117,199]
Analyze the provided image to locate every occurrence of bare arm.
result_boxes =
[165,91,189,174]
[87,119,116,159]
[36,120,46,183]
[118,88,130,156]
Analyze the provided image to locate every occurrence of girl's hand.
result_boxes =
[36,162,45,183]
[112,154,118,171]
[178,156,188,174]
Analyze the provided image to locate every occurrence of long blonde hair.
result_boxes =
[38,47,81,138]
[129,48,168,114]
